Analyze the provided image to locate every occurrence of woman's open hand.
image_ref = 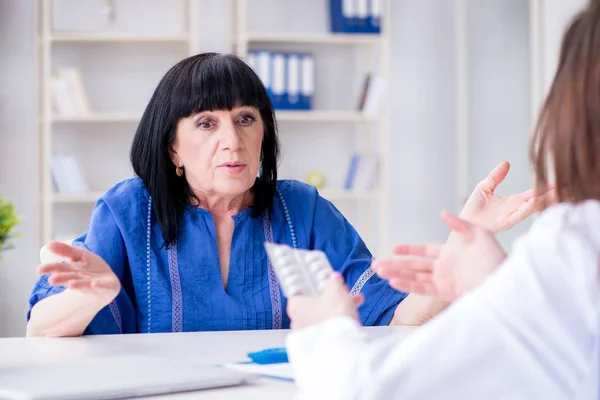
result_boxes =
[373,211,506,302]
[37,241,120,306]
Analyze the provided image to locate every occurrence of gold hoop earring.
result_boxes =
[175,166,184,177]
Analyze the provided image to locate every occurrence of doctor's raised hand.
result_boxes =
[378,161,555,324]
[458,160,556,233]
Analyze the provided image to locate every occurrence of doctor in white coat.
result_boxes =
[285,2,600,399]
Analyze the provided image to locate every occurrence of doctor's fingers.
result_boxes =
[501,198,537,228]
[382,268,434,284]
[477,160,510,194]
[351,294,364,308]
[391,243,442,258]
[323,273,351,296]
[287,296,318,316]
[522,181,556,199]
[372,258,434,279]
[385,269,436,294]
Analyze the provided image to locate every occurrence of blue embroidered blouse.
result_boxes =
[28,178,407,334]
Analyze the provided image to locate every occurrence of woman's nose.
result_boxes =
[219,122,243,151]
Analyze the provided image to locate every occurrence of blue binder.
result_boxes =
[355,0,369,33]
[329,0,357,33]
[299,53,314,110]
[271,52,287,109]
[368,0,382,33]
[286,53,302,110]
[329,0,381,34]
[249,51,274,103]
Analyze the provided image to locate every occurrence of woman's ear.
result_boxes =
[168,143,180,166]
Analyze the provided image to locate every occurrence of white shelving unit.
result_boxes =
[230,0,391,254]
[49,33,191,43]
[245,32,383,45]
[51,110,377,124]
[38,0,198,244]
[276,110,378,123]
[51,113,142,124]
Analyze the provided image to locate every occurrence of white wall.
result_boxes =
[539,0,588,97]
[387,0,458,247]
[385,0,532,251]
[0,0,38,337]
[466,0,532,248]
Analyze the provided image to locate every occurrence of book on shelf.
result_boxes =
[344,153,379,190]
[51,67,92,117]
[51,155,89,194]
[357,74,385,115]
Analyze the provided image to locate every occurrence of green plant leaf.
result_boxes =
[0,197,20,257]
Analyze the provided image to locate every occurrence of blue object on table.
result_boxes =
[247,347,289,365]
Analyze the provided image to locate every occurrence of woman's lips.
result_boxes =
[218,162,247,174]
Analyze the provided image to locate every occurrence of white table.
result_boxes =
[0,326,416,399]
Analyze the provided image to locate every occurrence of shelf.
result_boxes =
[275,110,376,122]
[51,192,104,204]
[51,113,142,123]
[245,33,381,45]
[318,189,380,200]
[49,33,189,43]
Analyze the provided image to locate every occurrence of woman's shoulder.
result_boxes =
[272,180,320,228]
[99,176,149,209]
[275,179,318,199]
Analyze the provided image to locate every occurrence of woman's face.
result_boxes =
[170,106,264,198]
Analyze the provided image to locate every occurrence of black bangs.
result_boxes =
[130,52,280,247]
[170,53,269,119]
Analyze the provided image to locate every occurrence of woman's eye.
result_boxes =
[238,115,256,126]
[197,120,214,130]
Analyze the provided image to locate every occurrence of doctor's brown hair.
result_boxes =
[531,1,600,205]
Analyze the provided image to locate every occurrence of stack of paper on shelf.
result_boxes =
[51,67,92,117]
[51,155,89,194]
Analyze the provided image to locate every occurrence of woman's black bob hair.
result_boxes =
[130,52,280,247]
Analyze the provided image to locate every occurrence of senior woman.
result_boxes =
[26,53,547,336]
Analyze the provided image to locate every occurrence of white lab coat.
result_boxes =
[286,200,600,400]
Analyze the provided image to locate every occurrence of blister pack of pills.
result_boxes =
[264,242,334,297]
